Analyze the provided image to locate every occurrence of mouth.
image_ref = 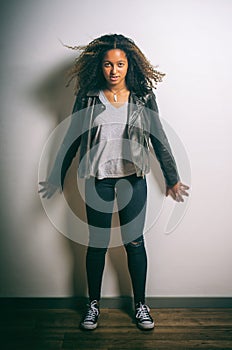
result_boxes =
[110,76,119,81]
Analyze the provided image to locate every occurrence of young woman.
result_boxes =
[39,34,189,330]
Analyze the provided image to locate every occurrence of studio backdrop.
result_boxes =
[0,0,231,302]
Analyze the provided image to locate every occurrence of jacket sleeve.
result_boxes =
[47,91,84,189]
[147,92,180,187]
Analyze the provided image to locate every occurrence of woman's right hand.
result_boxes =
[38,181,61,199]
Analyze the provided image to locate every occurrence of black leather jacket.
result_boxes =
[49,89,180,188]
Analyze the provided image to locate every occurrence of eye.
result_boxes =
[103,62,111,67]
[118,62,124,67]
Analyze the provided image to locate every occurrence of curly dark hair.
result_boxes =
[64,33,165,96]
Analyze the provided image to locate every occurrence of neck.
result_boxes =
[106,83,127,93]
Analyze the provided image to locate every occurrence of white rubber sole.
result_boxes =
[137,321,155,330]
[81,322,98,330]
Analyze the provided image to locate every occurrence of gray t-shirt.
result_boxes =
[89,90,136,179]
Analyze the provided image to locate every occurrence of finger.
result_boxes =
[166,188,170,197]
[179,187,189,195]
[176,191,185,202]
[180,190,189,197]
[44,191,54,199]
[175,194,183,202]
[39,181,48,187]
[180,183,190,190]
[171,191,178,201]
[38,188,47,193]
[47,190,57,199]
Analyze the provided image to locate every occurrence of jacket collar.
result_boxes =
[86,90,100,97]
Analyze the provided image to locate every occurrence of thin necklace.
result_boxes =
[106,86,126,102]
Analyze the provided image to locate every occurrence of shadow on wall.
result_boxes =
[31,59,77,123]
[33,58,135,299]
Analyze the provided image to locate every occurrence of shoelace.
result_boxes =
[84,303,99,322]
[136,304,151,320]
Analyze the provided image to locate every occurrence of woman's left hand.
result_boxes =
[166,181,190,202]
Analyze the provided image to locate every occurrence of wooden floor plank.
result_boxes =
[62,339,232,350]
[1,308,232,350]
[63,328,232,341]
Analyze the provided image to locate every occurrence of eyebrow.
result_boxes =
[103,59,127,63]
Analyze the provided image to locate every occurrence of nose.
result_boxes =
[111,65,117,75]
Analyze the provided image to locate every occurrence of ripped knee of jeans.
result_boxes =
[125,238,144,249]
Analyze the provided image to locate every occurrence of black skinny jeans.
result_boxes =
[85,174,148,304]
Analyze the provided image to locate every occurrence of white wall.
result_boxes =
[0,0,231,297]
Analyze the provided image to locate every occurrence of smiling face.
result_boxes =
[102,49,128,89]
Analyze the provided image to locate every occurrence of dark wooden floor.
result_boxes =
[1,308,232,349]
